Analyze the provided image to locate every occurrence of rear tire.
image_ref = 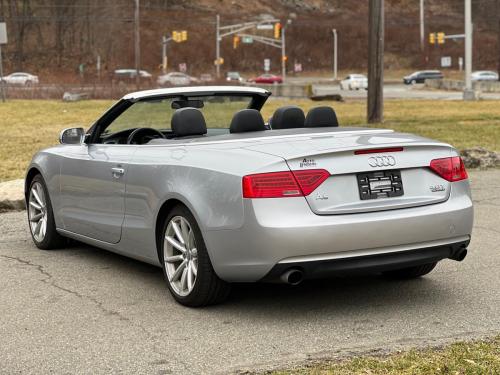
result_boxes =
[383,262,438,279]
[159,204,231,307]
[27,174,66,250]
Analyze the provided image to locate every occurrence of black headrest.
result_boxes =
[171,107,207,137]
[270,106,305,129]
[229,109,266,133]
[304,106,339,127]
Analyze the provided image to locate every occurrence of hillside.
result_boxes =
[1,0,498,81]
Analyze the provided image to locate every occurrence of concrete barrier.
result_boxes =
[425,79,500,93]
[248,83,312,98]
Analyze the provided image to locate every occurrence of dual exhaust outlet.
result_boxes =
[278,247,468,285]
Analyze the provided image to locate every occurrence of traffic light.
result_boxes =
[282,55,288,62]
[274,23,281,39]
[437,32,445,44]
[429,32,435,45]
[172,30,187,43]
[233,35,240,49]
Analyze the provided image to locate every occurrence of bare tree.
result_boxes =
[8,0,33,69]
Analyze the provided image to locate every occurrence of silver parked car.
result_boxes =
[157,72,199,86]
[25,86,473,306]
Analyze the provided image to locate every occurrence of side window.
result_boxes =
[103,99,174,136]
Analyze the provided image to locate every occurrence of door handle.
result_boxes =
[111,167,125,178]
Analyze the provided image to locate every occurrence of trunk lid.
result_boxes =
[246,129,455,214]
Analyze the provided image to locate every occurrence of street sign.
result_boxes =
[264,58,271,72]
[441,56,452,68]
[294,63,302,73]
[257,24,273,30]
[214,58,224,66]
[0,23,7,44]
[242,36,253,44]
[179,63,187,72]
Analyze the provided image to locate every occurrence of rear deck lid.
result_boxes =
[246,129,455,214]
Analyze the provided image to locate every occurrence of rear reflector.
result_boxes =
[242,169,330,198]
[354,147,404,155]
[429,156,468,182]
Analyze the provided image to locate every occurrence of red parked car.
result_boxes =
[249,74,283,84]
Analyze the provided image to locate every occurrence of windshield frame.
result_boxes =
[86,90,270,144]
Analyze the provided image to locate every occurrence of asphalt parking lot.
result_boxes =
[0,170,499,374]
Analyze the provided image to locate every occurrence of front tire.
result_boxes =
[159,204,230,307]
[27,175,65,250]
[383,262,438,279]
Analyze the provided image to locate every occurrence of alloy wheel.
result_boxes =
[28,182,47,242]
[164,216,198,297]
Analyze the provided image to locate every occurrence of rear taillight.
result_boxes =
[429,156,468,182]
[242,169,330,198]
[292,169,331,195]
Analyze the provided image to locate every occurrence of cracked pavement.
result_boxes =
[0,170,499,374]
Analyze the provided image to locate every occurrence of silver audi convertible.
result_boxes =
[25,86,473,306]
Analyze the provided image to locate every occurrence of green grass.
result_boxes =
[1,99,499,181]
[270,336,500,375]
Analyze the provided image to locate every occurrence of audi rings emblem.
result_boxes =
[368,155,396,167]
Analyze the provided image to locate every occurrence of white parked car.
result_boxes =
[1,72,39,86]
[471,71,498,82]
[157,72,199,87]
[340,74,368,90]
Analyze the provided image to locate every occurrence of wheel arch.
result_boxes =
[154,197,201,264]
[25,166,43,200]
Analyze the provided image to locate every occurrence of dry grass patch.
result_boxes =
[1,99,499,181]
[270,336,500,375]
[0,100,113,181]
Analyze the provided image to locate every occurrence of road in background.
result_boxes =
[310,83,500,100]
[6,81,500,101]
[0,170,499,374]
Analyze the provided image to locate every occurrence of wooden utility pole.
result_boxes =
[420,0,425,53]
[367,0,384,123]
[497,0,500,81]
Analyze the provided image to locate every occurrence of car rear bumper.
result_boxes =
[203,180,473,282]
[260,240,469,282]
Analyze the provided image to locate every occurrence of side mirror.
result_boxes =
[59,127,85,145]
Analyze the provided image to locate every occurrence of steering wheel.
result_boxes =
[127,128,166,145]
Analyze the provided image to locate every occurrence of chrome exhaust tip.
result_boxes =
[280,269,304,285]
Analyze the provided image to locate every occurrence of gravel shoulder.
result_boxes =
[0,170,498,374]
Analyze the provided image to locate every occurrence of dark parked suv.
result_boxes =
[403,70,443,85]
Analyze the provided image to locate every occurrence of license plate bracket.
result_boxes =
[357,170,404,200]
